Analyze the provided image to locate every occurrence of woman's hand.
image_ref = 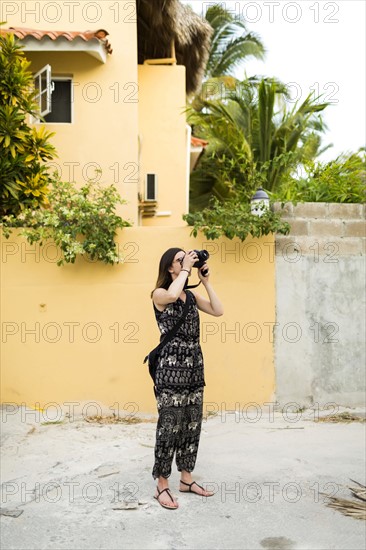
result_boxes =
[182,250,198,273]
[198,262,210,284]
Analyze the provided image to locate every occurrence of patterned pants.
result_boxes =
[152,386,204,479]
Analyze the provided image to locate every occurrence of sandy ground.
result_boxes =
[0,404,365,550]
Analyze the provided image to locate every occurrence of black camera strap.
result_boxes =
[143,290,192,364]
[184,266,209,289]
[185,280,201,289]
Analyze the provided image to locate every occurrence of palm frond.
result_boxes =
[204,4,265,78]
[211,33,265,77]
[322,480,366,521]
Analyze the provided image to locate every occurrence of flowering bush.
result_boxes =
[1,180,132,266]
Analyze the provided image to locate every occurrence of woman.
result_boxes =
[151,247,224,509]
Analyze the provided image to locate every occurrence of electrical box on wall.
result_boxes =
[145,173,157,201]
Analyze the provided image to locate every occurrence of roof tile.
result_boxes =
[0,27,112,54]
[191,136,208,147]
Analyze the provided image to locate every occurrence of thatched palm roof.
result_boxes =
[137,0,213,95]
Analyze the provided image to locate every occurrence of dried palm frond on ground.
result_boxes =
[203,410,219,421]
[84,413,156,425]
[349,479,366,501]
[314,411,365,423]
[321,480,366,520]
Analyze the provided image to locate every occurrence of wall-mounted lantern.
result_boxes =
[250,187,270,216]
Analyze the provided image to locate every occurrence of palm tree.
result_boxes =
[187,78,331,210]
[205,4,265,77]
[190,4,265,108]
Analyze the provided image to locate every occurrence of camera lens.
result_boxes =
[192,249,210,268]
[200,250,209,262]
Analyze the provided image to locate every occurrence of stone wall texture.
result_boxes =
[273,202,366,408]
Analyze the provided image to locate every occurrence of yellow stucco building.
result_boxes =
[0,1,276,414]
[0,0,212,226]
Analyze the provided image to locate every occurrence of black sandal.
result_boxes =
[154,486,178,509]
[179,480,214,497]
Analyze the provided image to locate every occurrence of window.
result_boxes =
[145,173,157,201]
[44,79,72,123]
[33,65,72,123]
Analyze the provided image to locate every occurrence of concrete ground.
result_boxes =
[1,404,365,550]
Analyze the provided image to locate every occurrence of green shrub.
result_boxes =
[1,180,132,266]
[273,149,366,204]
[0,30,57,216]
[183,194,290,241]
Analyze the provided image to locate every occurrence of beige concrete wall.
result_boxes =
[3,1,139,224]
[273,202,366,256]
[273,202,365,407]
[0,228,276,414]
[138,65,188,226]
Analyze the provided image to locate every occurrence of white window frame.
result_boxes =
[33,64,52,118]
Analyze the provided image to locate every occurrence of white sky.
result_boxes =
[184,0,366,161]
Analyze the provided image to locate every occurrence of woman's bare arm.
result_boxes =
[192,263,224,316]
[153,251,198,307]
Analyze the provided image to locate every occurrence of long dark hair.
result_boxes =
[150,247,184,298]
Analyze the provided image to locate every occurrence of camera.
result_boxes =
[192,249,209,276]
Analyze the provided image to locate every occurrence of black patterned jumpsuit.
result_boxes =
[152,290,205,480]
